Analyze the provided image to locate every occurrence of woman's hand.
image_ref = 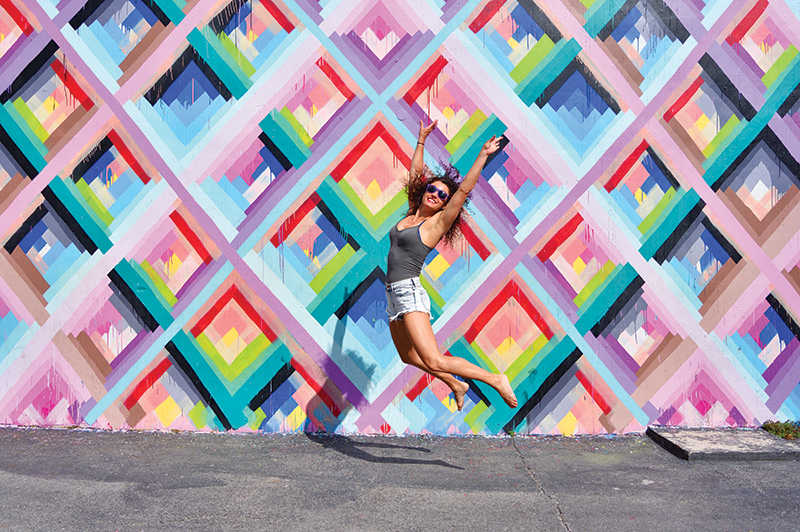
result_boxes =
[481,135,502,156]
[418,119,438,142]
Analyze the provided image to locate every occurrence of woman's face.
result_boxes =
[424,181,450,211]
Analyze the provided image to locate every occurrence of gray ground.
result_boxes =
[0,427,797,531]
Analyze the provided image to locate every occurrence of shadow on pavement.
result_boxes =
[305,433,464,470]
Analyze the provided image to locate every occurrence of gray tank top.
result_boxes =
[386,221,434,283]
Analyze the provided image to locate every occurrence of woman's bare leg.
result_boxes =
[402,311,517,408]
[390,319,470,410]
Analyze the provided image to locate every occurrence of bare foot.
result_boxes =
[451,380,470,411]
[495,374,517,408]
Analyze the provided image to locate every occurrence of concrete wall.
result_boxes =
[0,0,798,435]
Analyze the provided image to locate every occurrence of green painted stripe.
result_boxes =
[259,111,312,168]
[195,331,271,383]
[372,190,410,234]
[762,45,798,89]
[279,106,313,148]
[75,179,114,227]
[469,340,499,374]
[510,35,555,84]
[463,400,488,429]
[308,250,374,323]
[11,98,47,142]
[140,259,178,307]
[336,176,381,228]
[151,0,185,23]
[575,264,637,334]
[445,109,487,154]
[702,119,746,171]
[584,0,628,37]
[0,104,47,171]
[507,336,576,405]
[449,113,507,172]
[507,333,551,385]
[574,260,616,308]
[702,114,741,158]
[218,31,256,77]
[639,189,700,259]
[230,342,292,406]
[48,178,113,252]
[419,275,445,309]
[637,187,677,235]
[309,244,356,294]
[705,55,800,187]
[576,263,624,316]
[126,260,174,324]
[317,176,379,247]
[187,28,251,99]
[516,38,581,106]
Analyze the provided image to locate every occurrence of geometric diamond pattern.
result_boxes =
[1,0,799,435]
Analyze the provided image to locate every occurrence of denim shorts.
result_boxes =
[385,277,432,322]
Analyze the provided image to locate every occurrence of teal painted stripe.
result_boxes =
[449,114,507,172]
[575,263,637,334]
[3,102,47,158]
[515,38,581,106]
[485,336,578,431]
[308,251,378,324]
[584,0,629,37]
[230,342,293,406]
[576,263,624,315]
[704,55,800,187]
[639,189,700,260]
[187,28,252,99]
[151,0,185,23]
[114,260,174,328]
[48,178,113,253]
[0,104,47,171]
[258,111,312,169]
[316,176,380,248]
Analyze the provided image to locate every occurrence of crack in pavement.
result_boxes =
[510,435,572,532]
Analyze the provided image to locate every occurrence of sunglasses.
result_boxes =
[426,183,450,201]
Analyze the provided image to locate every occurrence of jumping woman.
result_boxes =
[385,119,518,411]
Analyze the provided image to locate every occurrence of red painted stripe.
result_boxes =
[536,213,583,262]
[460,222,491,261]
[510,280,553,340]
[291,359,341,417]
[0,0,33,35]
[259,0,294,33]
[469,0,505,33]
[330,123,385,181]
[726,0,769,45]
[405,374,434,402]
[191,285,235,337]
[107,129,151,184]
[576,370,611,415]
[169,211,213,264]
[464,280,515,343]
[231,286,277,341]
[663,76,704,122]
[50,58,93,111]
[269,192,320,247]
[402,55,448,106]
[123,358,172,410]
[604,140,649,192]
[316,57,355,101]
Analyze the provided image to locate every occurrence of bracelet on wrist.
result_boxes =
[417,141,425,146]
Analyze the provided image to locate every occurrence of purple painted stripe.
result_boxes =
[294,0,323,22]
[601,333,641,375]
[584,334,638,395]
[474,173,519,228]
[0,32,48,94]
[544,259,579,301]
[763,336,800,384]
[768,114,800,166]
[233,97,372,248]
[107,328,160,382]
[0,33,28,73]
[354,365,418,432]
[520,255,579,321]
[441,0,470,23]
[469,180,518,248]
[708,42,765,107]
[765,350,800,411]
[436,0,745,342]
[345,30,413,74]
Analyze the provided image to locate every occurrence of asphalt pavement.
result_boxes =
[0,426,797,531]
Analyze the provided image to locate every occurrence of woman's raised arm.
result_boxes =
[409,119,438,179]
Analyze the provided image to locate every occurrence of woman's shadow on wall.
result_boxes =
[302,311,463,470]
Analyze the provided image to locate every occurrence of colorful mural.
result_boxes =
[0,0,799,435]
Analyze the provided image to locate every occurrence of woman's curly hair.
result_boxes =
[403,162,469,248]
